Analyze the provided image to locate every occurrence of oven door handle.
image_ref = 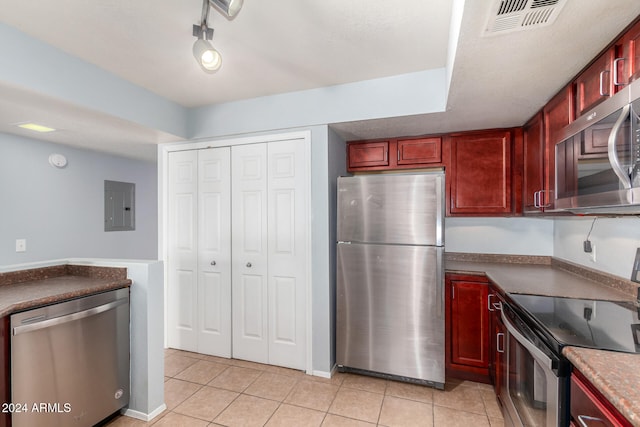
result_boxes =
[501,309,553,369]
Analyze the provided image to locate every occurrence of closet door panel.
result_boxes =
[232,144,269,363]
[239,274,266,339]
[267,139,308,370]
[197,147,231,357]
[167,151,199,352]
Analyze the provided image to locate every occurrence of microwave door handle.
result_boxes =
[608,104,632,189]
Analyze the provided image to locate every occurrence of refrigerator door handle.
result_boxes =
[435,175,444,246]
[436,248,444,319]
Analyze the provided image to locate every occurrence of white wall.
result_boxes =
[554,217,640,279]
[0,133,158,265]
[0,23,187,139]
[187,69,447,140]
[445,217,554,255]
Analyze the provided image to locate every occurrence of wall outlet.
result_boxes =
[15,239,26,252]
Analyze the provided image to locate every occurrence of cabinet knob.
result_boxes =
[210,260,216,266]
[246,262,252,268]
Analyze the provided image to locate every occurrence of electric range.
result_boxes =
[497,293,640,427]
[507,293,640,355]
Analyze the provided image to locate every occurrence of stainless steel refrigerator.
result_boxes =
[336,172,445,389]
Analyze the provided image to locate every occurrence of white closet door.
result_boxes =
[167,150,199,352]
[231,143,269,363]
[267,139,308,370]
[197,147,232,357]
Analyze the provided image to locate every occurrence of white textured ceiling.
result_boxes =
[1,0,640,161]
[0,0,450,107]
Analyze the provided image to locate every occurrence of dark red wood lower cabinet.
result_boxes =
[1,316,10,427]
[571,370,632,427]
[445,274,491,383]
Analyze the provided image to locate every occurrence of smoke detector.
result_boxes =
[484,0,567,35]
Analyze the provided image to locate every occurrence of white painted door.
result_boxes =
[197,147,232,357]
[232,143,269,363]
[167,150,199,352]
[168,137,308,369]
[267,139,308,370]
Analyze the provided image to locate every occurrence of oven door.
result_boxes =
[500,305,567,427]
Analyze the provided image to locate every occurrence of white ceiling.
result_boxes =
[1,0,640,161]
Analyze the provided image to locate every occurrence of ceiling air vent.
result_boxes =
[484,0,567,35]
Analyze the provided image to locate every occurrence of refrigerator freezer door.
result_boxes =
[336,243,444,385]
[337,173,444,246]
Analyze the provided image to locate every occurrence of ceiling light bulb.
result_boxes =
[17,122,56,133]
[193,38,222,72]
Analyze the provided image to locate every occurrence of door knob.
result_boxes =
[246,262,252,268]
[210,260,216,266]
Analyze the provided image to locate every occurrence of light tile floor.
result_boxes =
[106,349,505,427]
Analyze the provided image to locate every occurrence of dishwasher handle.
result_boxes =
[13,298,128,336]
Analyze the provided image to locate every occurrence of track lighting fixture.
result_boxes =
[192,0,244,73]
[209,0,244,19]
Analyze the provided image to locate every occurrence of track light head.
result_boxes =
[193,38,222,73]
[209,0,244,19]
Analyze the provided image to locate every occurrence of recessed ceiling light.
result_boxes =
[16,122,56,133]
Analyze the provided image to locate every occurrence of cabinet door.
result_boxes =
[492,306,506,398]
[543,85,574,208]
[571,371,632,427]
[449,131,513,215]
[397,137,442,165]
[448,280,489,369]
[0,316,8,427]
[620,20,640,84]
[167,150,199,352]
[232,143,269,364]
[575,49,615,117]
[523,112,544,212]
[347,141,389,169]
[267,139,308,370]
[198,148,232,357]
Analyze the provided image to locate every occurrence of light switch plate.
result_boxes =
[631,248,640,284]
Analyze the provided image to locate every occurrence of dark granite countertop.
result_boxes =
[0,264,131,317]
[445,253,636,301]
[564,347,640,427]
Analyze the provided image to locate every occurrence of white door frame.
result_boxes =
[158,130,313,374]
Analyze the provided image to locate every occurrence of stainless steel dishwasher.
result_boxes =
[10,287,130,427]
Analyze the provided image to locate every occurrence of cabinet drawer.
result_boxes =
[397,137,442,165]
[570,371,632,427]
[348,142,389,169]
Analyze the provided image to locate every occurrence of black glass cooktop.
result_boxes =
[508,294,640,354]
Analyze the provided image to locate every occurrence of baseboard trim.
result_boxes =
[122,404,167,421]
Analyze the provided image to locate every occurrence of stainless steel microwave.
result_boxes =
[554,80,640,214]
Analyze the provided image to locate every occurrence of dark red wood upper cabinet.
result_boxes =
[397,137,442,165]
[575,48,616,117]
[448,130,513,215]
[617,19,640,86]
[523,112,544,213]
[347,141,389,169]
